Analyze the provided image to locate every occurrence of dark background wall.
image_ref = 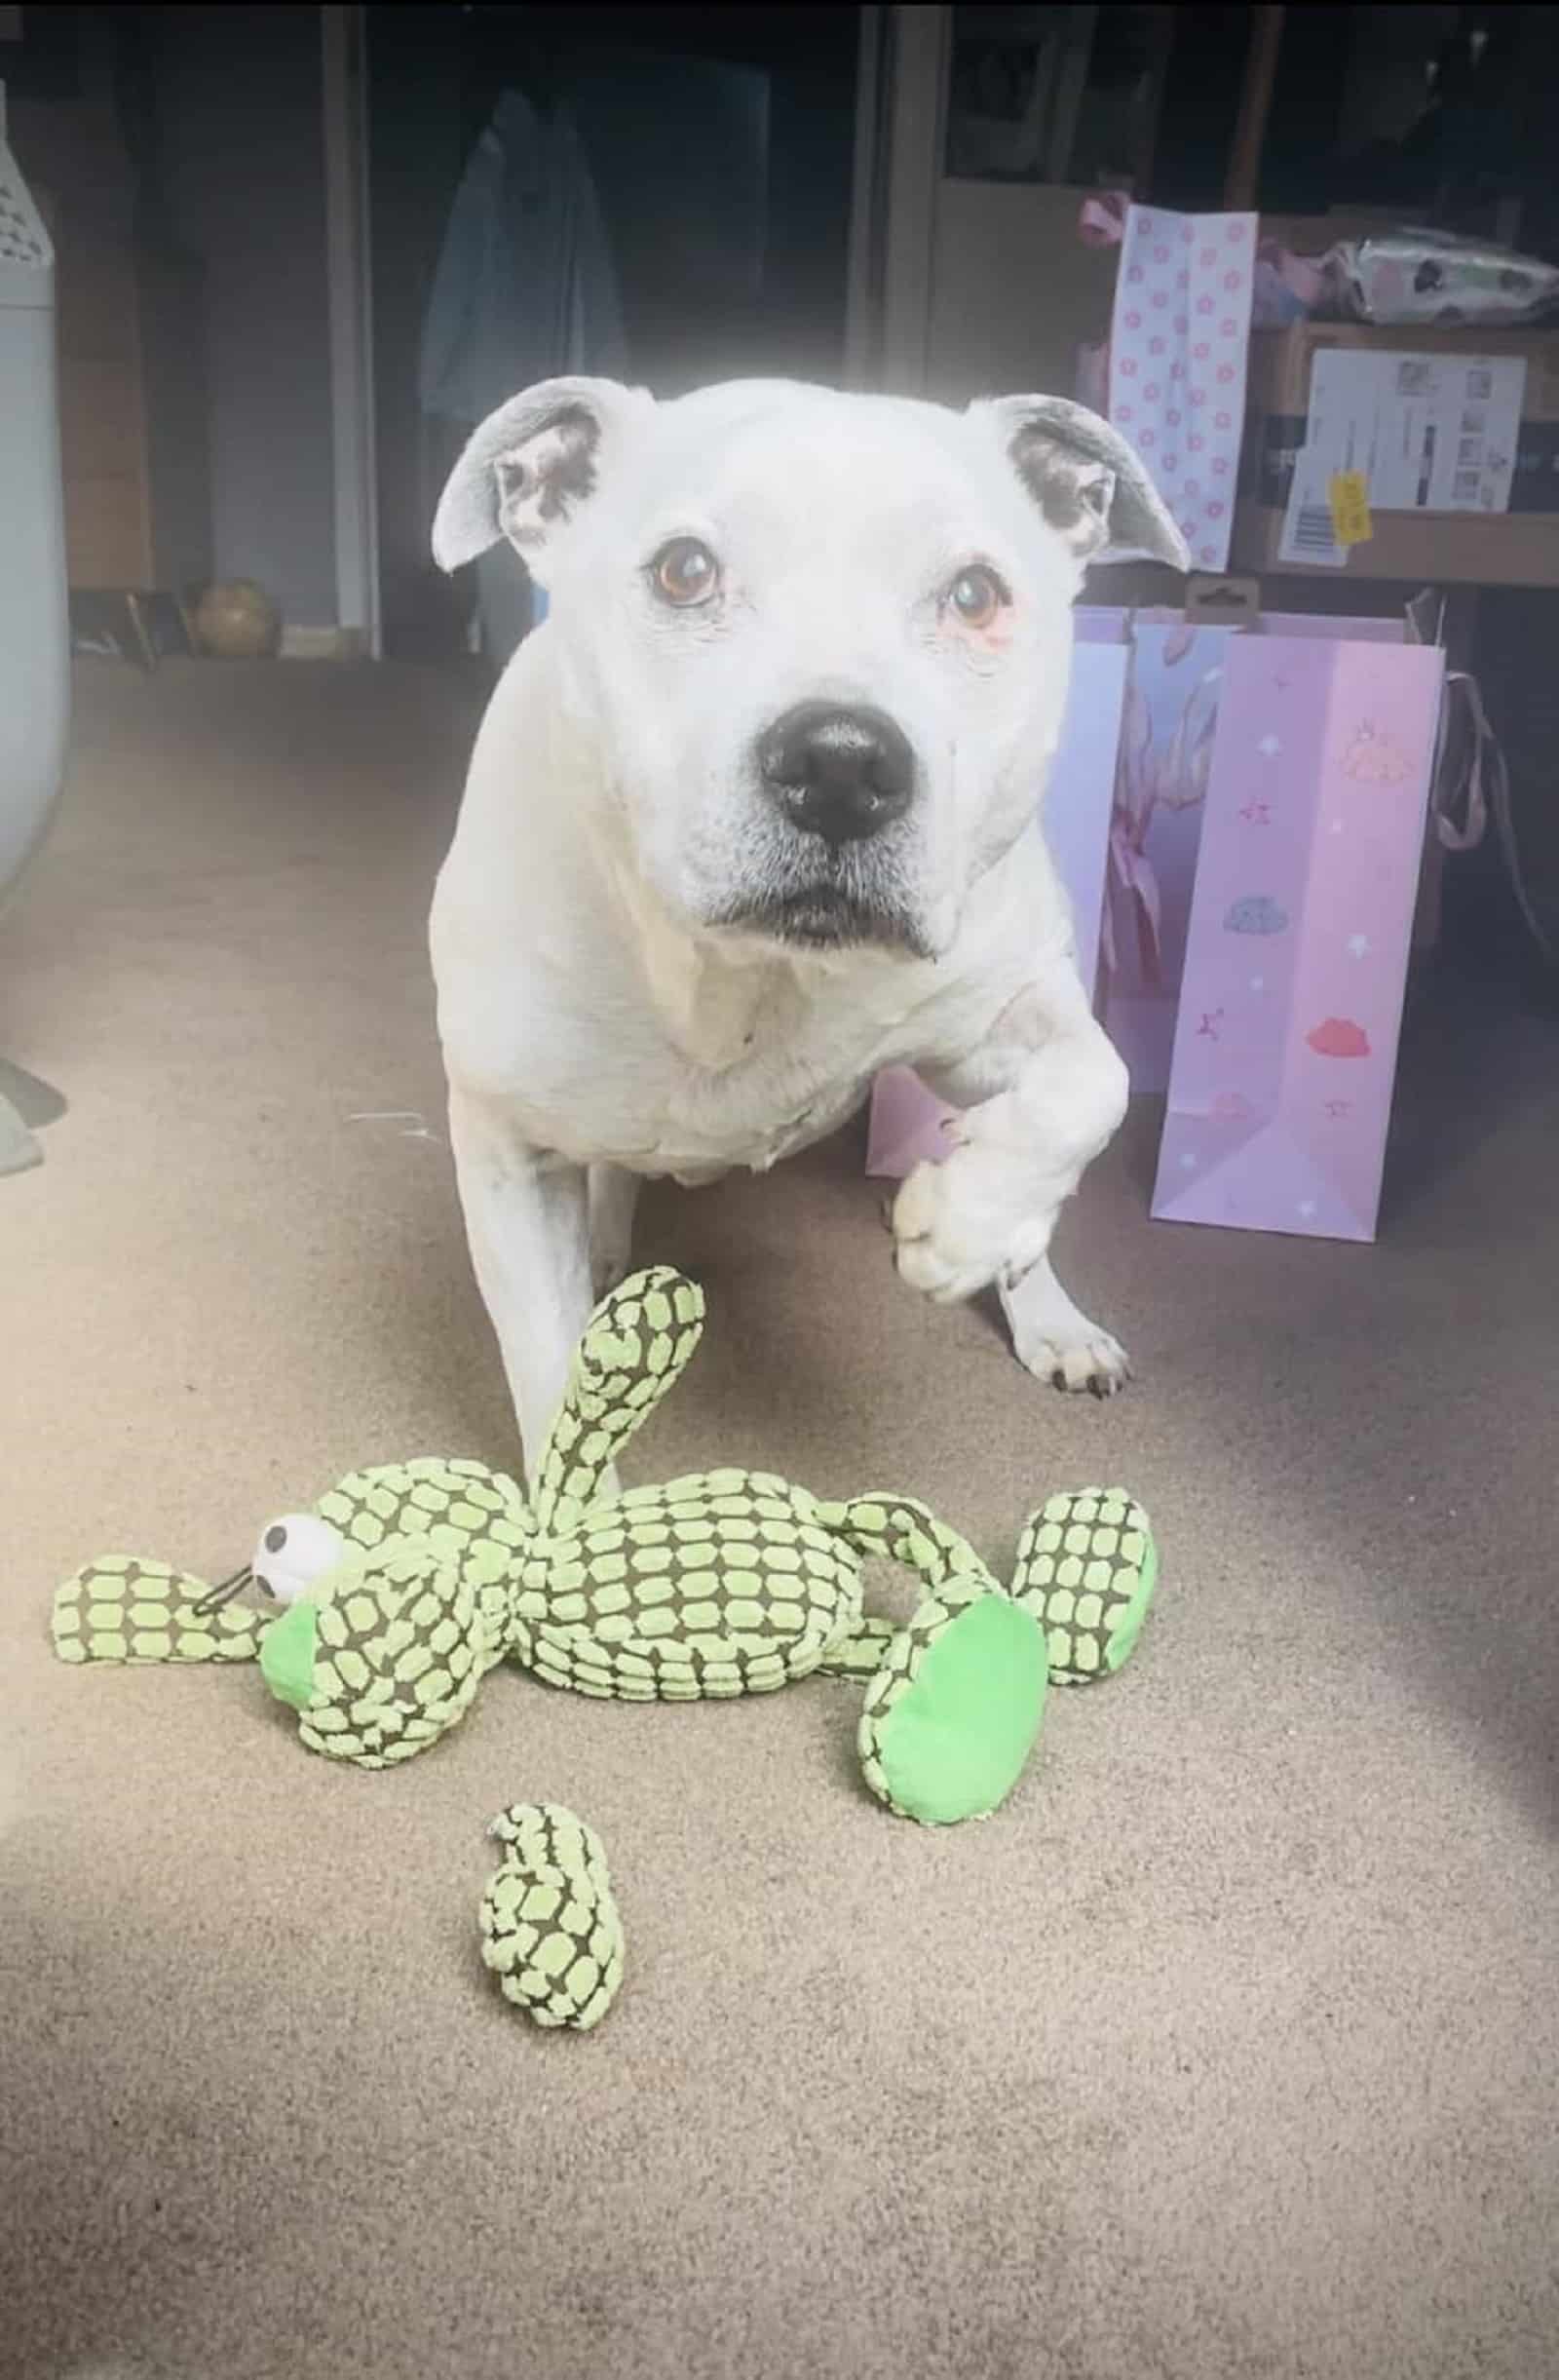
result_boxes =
[5,2,337,626]
[367,4,861,658]
[138,4,337,626]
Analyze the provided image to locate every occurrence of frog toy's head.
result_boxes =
[248,1514,502,1768]
[52,1456,528,1772]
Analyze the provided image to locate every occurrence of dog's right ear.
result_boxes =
[432,377,654,576]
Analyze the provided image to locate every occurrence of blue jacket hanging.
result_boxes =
[419,87,628,428]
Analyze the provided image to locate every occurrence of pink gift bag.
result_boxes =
[1079,196,1259,573]
[1151,633,1445,1242]
[865,639,1130,1178]
[1102,609,1418,1097]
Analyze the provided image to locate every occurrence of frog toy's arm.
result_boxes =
[479,1802,625,2031]
[528,1266,706,1538]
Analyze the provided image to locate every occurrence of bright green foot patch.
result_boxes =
[872,1596,1046,1824]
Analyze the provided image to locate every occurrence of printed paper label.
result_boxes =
[1278,348,1526,565]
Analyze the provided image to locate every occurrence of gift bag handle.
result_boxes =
[1433,669,1555,962]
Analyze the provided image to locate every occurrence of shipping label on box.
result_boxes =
[1278,348,1528,566]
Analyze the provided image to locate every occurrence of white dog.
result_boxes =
[429,376,1186,1475]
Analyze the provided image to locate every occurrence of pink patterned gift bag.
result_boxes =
[1084,198,1258,574]
[1151,635,1445,1243]
[1101,610,1421,1097]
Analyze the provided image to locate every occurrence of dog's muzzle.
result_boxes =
[711,701,930,955]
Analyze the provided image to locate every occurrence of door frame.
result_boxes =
[322,1,381,658]
[844,3,951,397]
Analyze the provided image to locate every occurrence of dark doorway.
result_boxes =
[367,5,861,661]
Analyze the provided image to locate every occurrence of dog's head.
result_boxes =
[435,378,1184,961]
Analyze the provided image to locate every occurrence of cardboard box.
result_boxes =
[1232,323,1559,587]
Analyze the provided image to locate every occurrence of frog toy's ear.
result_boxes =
[1009,1487,1159,1683]
[52,1508,373,1673]
[53,1555,268,1667]
[530,1267,706,1536]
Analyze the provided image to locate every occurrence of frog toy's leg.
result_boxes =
[529,1268,707,1538]
[1010,1487,1159,1683]
[480,1802,625,2031]
[53,1557,265,1667]
[812,1492,1008,1682]
[812,1613,898,1684]
[817,1494,1049,1825]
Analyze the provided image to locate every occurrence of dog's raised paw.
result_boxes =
[891,1154,1040,1305]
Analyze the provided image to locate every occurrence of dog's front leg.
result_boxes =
[589,1162,641,1296]
[447,1085,596,1476]
[896,965,1131,1395]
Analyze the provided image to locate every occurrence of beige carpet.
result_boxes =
[2,660,1556,2380]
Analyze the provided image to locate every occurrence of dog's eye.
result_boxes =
[945,564,1009,631]
[650,538,721,608]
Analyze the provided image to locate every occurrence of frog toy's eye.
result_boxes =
[251,1515,353,1713]
[251,1513,349,1603]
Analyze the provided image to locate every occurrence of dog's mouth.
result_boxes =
[714,883,933,959]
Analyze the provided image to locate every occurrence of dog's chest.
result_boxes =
[606,1028,882,1178]
[550,930,903,1175]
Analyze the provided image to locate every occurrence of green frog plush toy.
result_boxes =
[54,1268,1160,2023]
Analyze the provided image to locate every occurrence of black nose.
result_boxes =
[757,703,915,846]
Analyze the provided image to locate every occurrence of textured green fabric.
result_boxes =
[530,1274,706,1538]
[1009,1488,1159,1684]
[314,1455,530,1673]
[291,1539,487,1769]
[814,1615,898,1683]
[822,1491,1000,1594]
[513,1470,861,1703]
[50,1267,1159,1830]
[53,1557,263,1665]
[859,1593,1047,1825]
[480,1803,625,2030]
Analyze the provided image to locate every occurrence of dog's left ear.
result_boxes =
[970,396,1190,571]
